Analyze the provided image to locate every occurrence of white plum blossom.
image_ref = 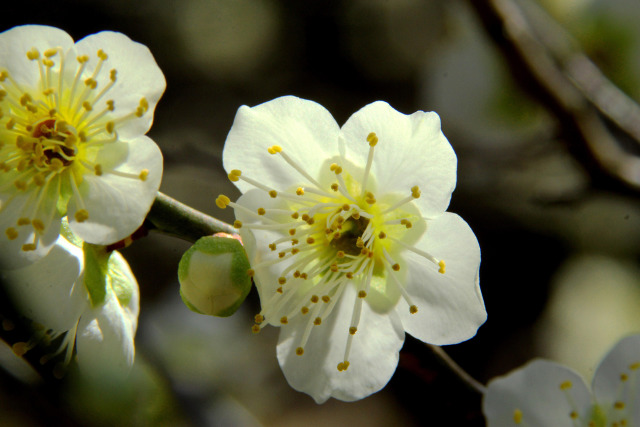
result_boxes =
[483,334,640,427]
[218,96,486,402]
[2,232,140,379]
[0,25,164,268]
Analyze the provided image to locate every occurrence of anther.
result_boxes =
[513,409,523,424]
[392,264,400,271]
[254,314,264,324]
[310,295,319,303]
[301,307,309,314]
[296,187,304,196]
[296,347,304,356]
[438,260,446,274]
[411,186,421,198]
[251,324,261,334]
[358,291,367,298]
[32,219,45,232]
[331,183,339,192]
[410,305,418,314]
[322,296,330,303]
[267,145,282,154]
[269,243,276,251]
[233,220,242,228]
[269,190,277,198]
[257,208,266,215]
[314,317,322,325]
[349,327,357,335]
[366,132,378,146]
[247,269,255,277]
[280,316,288,324]
[139,170,149,181]
[215,195,231,208]
[94,164,103,176]
[378,231,386,239]
[306,237,315,244]
[291,212,299,219]
[560,381,572,390]
[27,48,40,60]
[5,228,18,240]
[278,277,286,285]
[74,210,89,223]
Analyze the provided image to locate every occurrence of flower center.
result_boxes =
[0,45,151,251]
[30,118,78,168]
[218,132,446,371]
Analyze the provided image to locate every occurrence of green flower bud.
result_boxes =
[178,234,252,317]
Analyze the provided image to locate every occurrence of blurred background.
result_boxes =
[1,0,640,425]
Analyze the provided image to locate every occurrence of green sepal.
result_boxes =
[178,235,252,317]
[60,217,83,248]
[108,252,134,307]
[83,242,112,307]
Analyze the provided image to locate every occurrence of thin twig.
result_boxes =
[427,344,487,395]
[145,192,237,243]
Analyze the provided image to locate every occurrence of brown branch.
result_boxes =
[468,0,640,194]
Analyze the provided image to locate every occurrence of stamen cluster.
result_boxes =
[219,132,445,371]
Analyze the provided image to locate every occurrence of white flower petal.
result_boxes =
[68,135,162,244]
[592,334,640,425]
[398,212,485,345]
[1,236,87,332]
[483,359,592,427]
[75,253,139,380]
[0,25,74,89]
[223,96,341,193]
[276,285,404,403]
[73,31,166,139]
[340,102,457,218]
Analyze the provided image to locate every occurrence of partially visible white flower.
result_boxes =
[1,231,140,379]
[0,25,164,268]
[483,334,640,427]
[219,96,486,402]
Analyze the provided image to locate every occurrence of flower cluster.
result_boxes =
[0,25,164,268]
[483,334,640,427]
[218,96,486,402]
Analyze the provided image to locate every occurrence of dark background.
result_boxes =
[1,0,639,425]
